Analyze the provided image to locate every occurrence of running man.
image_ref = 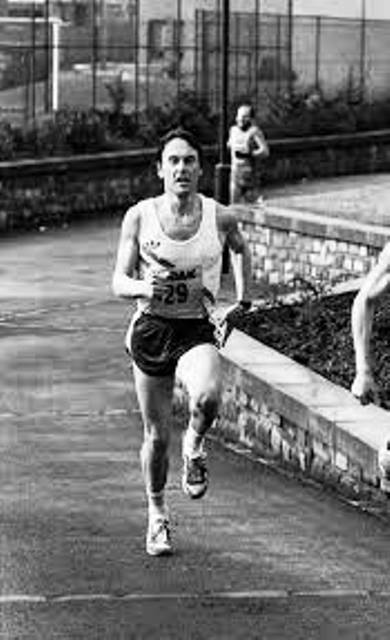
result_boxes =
[227,103,269,204]
[351,243,390,404]
[112,128,252,556]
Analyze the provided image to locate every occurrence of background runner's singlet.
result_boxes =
[136,195,223,319]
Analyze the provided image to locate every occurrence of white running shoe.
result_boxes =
[146,517,173,557]
[182,453,209,500]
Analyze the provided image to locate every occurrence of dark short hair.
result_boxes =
[238,103,255,118]
[156,127,203,165]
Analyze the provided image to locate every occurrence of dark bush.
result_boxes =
[2,88,390,160]
[0,90,220,159]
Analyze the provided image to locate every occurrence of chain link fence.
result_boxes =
[0,1,389,124]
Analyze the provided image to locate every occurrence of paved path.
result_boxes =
[264,172,390,227]
[2,220,390,638]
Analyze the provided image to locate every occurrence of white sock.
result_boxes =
[147,491,167,522]
[182,426,205,459]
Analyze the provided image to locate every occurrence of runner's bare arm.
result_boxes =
[351,243,390,403]
[251,127,269,159]
[112,206,152,300]
[352,244,390,374]
[217,205,252,303]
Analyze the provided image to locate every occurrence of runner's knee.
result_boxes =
[191,389,220,425]
[142,425,170,451]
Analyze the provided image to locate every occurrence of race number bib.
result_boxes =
[151,266,204,317]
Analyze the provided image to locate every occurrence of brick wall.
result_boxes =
[0,148,216,233]
[1,129,390,233]
[238,205,390,286]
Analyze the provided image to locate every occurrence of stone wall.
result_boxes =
[1,129,390,233]
[0,148,216,233]
[239,205,390,286]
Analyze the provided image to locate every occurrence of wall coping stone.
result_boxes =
[238,203,390,249]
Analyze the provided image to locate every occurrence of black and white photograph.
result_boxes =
[2,1,390,638]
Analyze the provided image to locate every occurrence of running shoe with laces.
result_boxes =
[182,453,209,499]
[146,517,173,557]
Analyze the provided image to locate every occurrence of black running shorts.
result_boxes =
[128,314,217,377]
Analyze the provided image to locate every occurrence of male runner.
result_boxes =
[351,243,390,405]
[112,128,252,556]
[227,103,269,204]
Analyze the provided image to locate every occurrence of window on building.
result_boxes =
[74,1,88,27]
[148,19,166,61]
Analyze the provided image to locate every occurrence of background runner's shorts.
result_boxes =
[232,164,254,188]
[128,314,217,377]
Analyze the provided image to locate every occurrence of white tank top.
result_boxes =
[136,194,223,319]
[229,124,259,166]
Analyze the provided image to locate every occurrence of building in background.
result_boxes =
[294,0,390,21]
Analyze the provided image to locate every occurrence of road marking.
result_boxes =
[0,595,46,604]
[0,298,111,323]
[1,590,390,605]
[0,409,140,419]
[0,322,123,333]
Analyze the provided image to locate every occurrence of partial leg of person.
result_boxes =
[133,362,175,556]
[230,176,242,204]
[176,344,222,499]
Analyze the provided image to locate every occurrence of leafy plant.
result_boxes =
[0,122,16,160]
[105,72,126,118]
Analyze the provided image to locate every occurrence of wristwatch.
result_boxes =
[237,300,252,311]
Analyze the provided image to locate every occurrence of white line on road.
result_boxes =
[0,409,140,419]
[0,298,111,323]
[1,590,390,605]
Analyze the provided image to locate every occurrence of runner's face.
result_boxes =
[158,138,202,197]
[236,107,252,130]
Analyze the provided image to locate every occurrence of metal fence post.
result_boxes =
[44,0,50,113]
[315,15,321,92]
[216,0,221,111]
[255,0,260,107]
[359,0,366,101]
[176,0,182,100]
[92,0,98,110]
[214,0,230,206]
[287,0,293,98]
[276,14,281,95]
[31,3,36,120]
[134,0,139,119]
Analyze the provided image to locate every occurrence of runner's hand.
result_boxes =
[351,370,380,405]
[144,269,170,301]
[217,301,251,347]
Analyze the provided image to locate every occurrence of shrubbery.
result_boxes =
[260,88,390,138]
[1,88,390,161]
[0,90,220,160]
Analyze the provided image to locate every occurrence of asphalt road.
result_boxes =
[2,219,390,639]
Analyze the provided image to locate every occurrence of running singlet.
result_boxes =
[136,195,223,319]
[229,125,257,162]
